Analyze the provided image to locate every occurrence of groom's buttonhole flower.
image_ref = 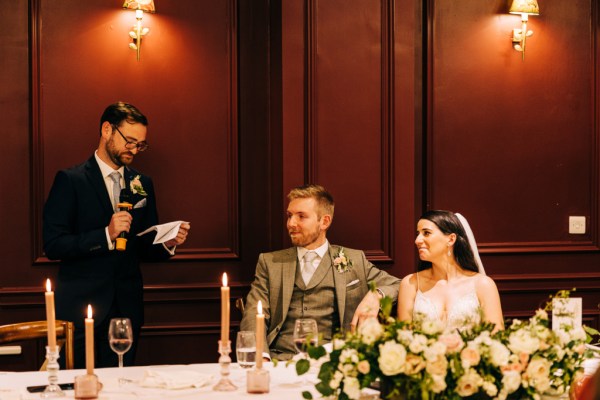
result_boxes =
[130,175,147,196]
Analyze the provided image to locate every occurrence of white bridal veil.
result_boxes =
[454,213,486,275]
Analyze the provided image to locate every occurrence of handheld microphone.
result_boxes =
[115,188,133,251]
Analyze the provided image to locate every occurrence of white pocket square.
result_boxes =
[133,198,147,209]
[346,279,360,287]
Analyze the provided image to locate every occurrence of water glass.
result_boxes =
[236,331,256,368]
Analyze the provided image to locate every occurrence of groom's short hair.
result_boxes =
[287,184,334,219]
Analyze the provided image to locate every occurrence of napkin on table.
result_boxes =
[139,368,213,390]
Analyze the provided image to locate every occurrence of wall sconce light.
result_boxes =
[509,0,539,61]
[123,0,156,61]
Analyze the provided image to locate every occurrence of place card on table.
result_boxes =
[552,297,582,331]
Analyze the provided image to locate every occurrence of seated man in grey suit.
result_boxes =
[240,184,401,360]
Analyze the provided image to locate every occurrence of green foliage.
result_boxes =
[296,358,310,375]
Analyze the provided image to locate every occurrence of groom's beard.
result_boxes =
[289,226,321,248]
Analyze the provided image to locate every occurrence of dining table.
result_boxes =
[0,362,380,400]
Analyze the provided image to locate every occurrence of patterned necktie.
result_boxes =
[109,171,122,211]
[302,251,318,285]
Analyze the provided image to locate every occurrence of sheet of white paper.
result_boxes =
[552,297,582,331]
[137,221,188,244]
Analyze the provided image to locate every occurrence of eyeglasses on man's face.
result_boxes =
[112,124,149,152]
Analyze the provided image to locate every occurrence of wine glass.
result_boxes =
[108,318,133,384]
[293,318,318,385]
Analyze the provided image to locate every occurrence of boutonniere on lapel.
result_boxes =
[129,175,147,196]
[333,247,352,273]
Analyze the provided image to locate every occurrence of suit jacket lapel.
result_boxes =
[330,245,347,327]
[280,248,297,326]
[85,156,114,215]
[124,167,136,194]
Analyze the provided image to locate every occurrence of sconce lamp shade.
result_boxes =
[509,0,539,16]
[123,0,156,13]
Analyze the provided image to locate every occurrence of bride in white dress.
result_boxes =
[397,210,504,332]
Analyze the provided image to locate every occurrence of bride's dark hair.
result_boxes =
[417,210,479,273]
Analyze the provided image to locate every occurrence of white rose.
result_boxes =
[474,331,492,346]
[330,370,343,389]
[359,317,384,345]
[421,319,444,335]
[396,329,414,345]
[342,377,361,400]
[342,363,357,377]
[333,338,346,350]
[533,324,551,341]
[532,376,550,393]
[456,369,483,397]
[483,381,498,397]
[408,334,428,353]
[508,329,540,354]
[340,349,359,364]
[502,370,522,394]
[460,346,481,369]
[424,341,447,361]
[378,341,407,376]
[526,357,551,384]
[489,340,510,367]
[430,373,447,393]
[403,353,426,375]
[425,354,448,376]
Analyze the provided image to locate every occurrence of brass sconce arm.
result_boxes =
[123,1,156,62]
[509,0,539,61]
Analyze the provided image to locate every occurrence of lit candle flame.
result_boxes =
[46,279,52,292]
[87,304,93,319]
[257,300,263,315]
[222,272,228,287]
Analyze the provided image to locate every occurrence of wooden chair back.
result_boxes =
[0,320,75,370]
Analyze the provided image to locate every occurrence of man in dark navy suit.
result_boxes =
[43,102,190,368]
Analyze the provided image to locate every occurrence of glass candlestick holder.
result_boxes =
[41,346,66,398]
[247,367,270,394]
[213,340,238,391]
[74,374,102,399]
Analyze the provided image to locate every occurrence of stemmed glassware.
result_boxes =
[108,318,133,384]
[293,318,318,385]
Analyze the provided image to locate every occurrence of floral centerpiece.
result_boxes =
[297,290,598,400]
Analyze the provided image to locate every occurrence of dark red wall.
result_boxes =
[1,0,598,370]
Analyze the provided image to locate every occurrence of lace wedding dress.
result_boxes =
[412,273,481,332]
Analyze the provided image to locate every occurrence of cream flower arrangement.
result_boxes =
[298,290,597,400]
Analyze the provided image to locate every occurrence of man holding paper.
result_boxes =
[43,101,190,368]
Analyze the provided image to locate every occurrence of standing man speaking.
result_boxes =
[43,102,190,368]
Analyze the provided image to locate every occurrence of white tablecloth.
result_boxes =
[0,363,379,400]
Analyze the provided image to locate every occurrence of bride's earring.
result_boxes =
[447,243,451,256]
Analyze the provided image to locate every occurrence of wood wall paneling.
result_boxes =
[428,0,599,254]
[33,0,240,263]
[2,0,600,370]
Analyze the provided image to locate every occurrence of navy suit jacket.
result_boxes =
[43,156,171,331]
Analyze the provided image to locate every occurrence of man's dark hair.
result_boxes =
[99,101,148,134]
